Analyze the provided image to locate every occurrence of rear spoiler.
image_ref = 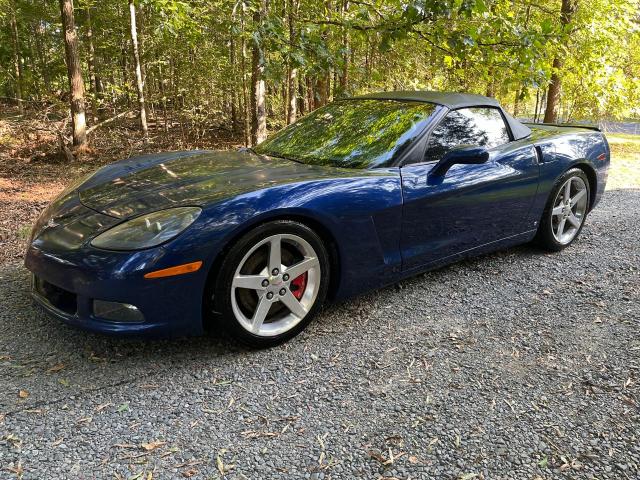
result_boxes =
[523,122,601,132]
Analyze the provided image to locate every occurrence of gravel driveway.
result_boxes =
[1,189,638,480]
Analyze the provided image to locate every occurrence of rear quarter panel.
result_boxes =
[528,127,609,223]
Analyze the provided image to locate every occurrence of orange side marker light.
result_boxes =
[144,261,203,279]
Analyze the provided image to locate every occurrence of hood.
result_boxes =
[29,190,119,252]
[77,150,345,218]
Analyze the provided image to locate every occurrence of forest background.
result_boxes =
[0,0,639,263]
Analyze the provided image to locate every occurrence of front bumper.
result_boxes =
[25,243,208,338]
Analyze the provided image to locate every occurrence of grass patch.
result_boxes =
[17,224,32,240]
[607,133,640,190]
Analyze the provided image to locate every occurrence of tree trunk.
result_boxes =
[34,21,51,93]
[129,0,148,136]
[138,3,150,123]
[59,0,87,148]
[317,70,331,107]
[230,34,239,132]
[543,57,563,123]
[297,76,305,116]
[10,3,23,114]
[513,86,524,117]
[86,5,98,123]
[543,0,574,123]
[287,68,298,124]
[286,0,298,124]
[306,76,315,111]
[339,0,349,96]
[250,3,267,145]
[158,63,168,132]
[240,21,250,146]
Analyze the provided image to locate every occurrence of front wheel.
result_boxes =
[210,220,330,348]
[535,168,590,251]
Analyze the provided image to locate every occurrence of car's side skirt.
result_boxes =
[400,229,538,279]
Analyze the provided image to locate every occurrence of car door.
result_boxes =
[400,107,540,271]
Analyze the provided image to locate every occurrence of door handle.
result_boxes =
[534,145,544,163]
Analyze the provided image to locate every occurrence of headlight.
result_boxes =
[91,207,201,250]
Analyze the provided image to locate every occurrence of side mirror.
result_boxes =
[429,145,490,178]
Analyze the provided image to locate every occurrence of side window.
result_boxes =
[424,107,511,163]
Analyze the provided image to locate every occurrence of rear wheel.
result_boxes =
[210,220,329,348]
[535,168,590,251]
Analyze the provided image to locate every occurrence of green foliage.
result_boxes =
[1,0,639,126]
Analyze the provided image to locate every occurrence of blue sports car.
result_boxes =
[25,91,610,347]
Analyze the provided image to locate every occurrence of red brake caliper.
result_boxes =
[290,272,308,300]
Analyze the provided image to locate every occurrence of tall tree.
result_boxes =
[338,0,349,97]
[59,0,87,147]
[129,0,148,136]
[286,0,298,124]
[240,4,250,146]
[543,0,575,123]
[10,1,24,114]
[250,0,267,145]
[85,3,98,123]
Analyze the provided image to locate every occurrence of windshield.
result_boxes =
[254,99,437,169]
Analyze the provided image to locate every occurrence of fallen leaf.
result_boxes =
[182,469,198,478]
[141,440,167,451]
[7,462,23,476]
[47,363,65,373]
[460,474,478,480]
[95,402,112,412]
[18,390,29,399]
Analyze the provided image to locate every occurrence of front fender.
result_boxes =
[182,173,404,300]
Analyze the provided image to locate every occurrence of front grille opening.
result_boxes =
[34,276,77,315]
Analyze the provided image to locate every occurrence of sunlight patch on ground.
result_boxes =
[0,177,65,203]
[607,134,640,190]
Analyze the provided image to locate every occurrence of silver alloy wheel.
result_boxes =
[551,176,588,244]
[231,234,321,337]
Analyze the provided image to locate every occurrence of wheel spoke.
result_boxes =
[552,205,564,216]
[284,257,319,279]
[232,275,266,291]
[251,296,271,333]
[268,236,282,273]
[557,218,567,237]
[567,214,581,229]
[280,290,308,318]
[571,189,586,205]
[563,178,572,201]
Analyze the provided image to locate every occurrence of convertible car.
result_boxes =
[25,91,609,347]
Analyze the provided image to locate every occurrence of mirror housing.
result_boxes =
[429,145,490,178]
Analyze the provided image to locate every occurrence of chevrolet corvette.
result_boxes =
[25,91,610,347]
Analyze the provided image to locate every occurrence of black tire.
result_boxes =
[209,220,330,348]
[534,168,591,252]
